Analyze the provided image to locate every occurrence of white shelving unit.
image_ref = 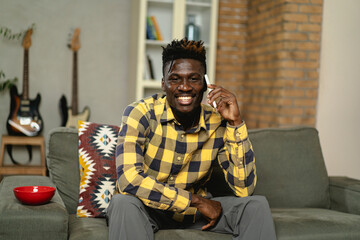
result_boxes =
[129,0,219,102]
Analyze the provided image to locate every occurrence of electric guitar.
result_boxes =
[59,28,90,128]
[6,29,43,136]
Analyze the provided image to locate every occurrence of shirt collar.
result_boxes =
[160,96,214,133]
[160,99,176,124]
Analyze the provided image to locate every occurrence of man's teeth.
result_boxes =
[178,96,192,101]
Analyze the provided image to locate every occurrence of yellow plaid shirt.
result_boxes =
[116,94,256,222]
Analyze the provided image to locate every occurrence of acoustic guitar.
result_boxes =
[59,28,90,128]
[6,29,43,136]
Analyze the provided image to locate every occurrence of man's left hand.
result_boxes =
[207,84,242,126]
[191,194,222,231]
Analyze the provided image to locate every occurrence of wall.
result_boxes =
[217,0,323,129]
[0,0,131,164]
[244,0,322,129]
[316,0,360,179]
[216,0,248,108]
[217,0,359,179]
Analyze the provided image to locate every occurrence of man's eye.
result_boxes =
[169,78,180,82]
[190,77,201,82]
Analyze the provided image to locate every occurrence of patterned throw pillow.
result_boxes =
[77,121,119,218]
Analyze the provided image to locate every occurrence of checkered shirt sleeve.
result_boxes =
[220,123,257,197]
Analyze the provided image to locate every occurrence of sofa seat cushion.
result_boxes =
[0,176,68,240]
[69,214,233,240]
[155,229,232,240]
[68,214,108,240]
[272,208,360,240]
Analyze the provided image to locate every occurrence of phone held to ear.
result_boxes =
[205,74,217,109]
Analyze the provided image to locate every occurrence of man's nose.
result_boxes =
[178,79,192,91]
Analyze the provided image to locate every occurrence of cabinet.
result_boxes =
[129,0,219,102]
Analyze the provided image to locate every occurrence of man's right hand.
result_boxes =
[190,194,222,230]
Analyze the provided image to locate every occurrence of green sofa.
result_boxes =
[1,126,360,240]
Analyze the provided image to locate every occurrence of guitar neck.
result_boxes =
[71,51,78,115]
[22,49,29,100]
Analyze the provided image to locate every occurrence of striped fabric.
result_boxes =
[116,94,256,222]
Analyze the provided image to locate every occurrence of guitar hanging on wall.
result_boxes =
[6,29,43,137]
[59,28,90,128]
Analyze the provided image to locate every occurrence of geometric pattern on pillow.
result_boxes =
[77,120,119,218]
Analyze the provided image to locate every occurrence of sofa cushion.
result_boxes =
[47,127,80,214]
[155,229,232,240]
[206,127,330,209]
[68,214,108,240]
[77,121,119,217]
[272,208,360,240]
[68,214,232,240]
[250,127,330,208]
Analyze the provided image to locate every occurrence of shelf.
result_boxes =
[130,0,218,102]
[143,80,162,88]
[146,39,168,46]
[186,1,212,8]
[148,0,173,5]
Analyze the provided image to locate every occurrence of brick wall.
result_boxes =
[216,0,323,129]
[216,0,248,109]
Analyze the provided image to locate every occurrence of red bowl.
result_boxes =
[13,186,56,205]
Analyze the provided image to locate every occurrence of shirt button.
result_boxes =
[181,134,184,138]
[177,156,181,161]
[236,133,240,137]
[169,176,174,181]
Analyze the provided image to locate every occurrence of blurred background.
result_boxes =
[0,0,359,179]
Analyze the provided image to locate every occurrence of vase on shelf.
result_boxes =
[185,14,200,41]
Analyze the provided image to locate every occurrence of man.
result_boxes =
[107,38,276,240]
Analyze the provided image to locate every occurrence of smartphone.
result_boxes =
[204,74,217,108]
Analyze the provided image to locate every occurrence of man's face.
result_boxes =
[162,58,205,117]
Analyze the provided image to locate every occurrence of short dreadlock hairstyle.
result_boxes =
[162,38,207,75]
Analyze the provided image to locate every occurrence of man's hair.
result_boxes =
[162,38,207,75]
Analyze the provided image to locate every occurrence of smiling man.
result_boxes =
[107,38,276,240]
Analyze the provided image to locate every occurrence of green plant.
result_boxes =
[0,23,36,41]
[0,70,17,92]
[0,24,35,93]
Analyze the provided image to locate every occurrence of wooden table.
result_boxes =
[0,135,46,177]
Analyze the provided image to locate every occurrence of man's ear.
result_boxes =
[161,78,165,91]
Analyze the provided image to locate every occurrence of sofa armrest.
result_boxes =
[0,175,69,240]
[329,176,360,215]
[0,175,66,207]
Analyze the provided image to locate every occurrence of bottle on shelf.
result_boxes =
[185,14,200,41]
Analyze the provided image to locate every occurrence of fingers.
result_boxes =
[207,90,222,105]
[205,85,242,124]
[207,89,235,111]
[207,85,233,100]
[190,195,221,231]
[216,96,234,111]
[206,83,216,90]
[201,219,216,231]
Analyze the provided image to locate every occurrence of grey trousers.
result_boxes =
[107,194,277,240]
